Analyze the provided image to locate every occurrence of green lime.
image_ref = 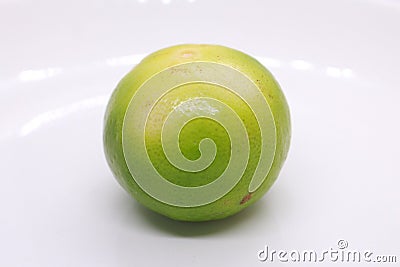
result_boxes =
[103,44,291,221]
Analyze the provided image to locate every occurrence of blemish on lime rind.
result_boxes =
[240,193,252,205]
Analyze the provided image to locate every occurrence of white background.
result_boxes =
[1,0,399,266]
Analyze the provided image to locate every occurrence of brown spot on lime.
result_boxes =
[240,193,252,205]
[195,65,203,73]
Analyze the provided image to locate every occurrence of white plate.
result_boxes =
[1,0,399,266]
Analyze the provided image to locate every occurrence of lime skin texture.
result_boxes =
[103,44,291,222]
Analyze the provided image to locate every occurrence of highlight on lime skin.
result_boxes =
[103,44,291,222]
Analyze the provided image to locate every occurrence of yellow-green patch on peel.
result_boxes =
[103,44,291,221]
